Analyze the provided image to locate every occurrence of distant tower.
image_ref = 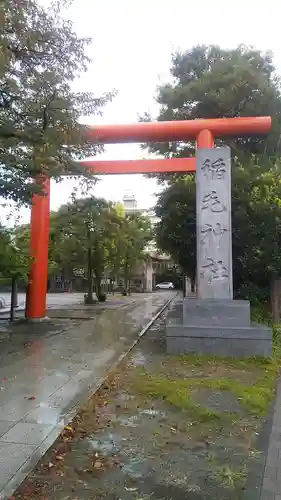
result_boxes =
[122,192,138,213]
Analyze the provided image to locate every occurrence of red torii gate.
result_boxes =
[25,116,271,320]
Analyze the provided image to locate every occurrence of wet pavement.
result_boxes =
[0,294,140,366]
[0,291,174,499]
[0,291,131,317]
[0,292,86,311]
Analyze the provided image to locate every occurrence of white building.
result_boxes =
[122,194,170,258]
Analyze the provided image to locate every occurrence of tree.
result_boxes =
[48,196,121,302]
[0,0,115,203]
[141,45,281,172]
[120,213,152,292]
[105,204,126,292]
[142,44,281,314]
[0,225,29,280]
[155,156,281,304]
[48,201,152,297]
[0,224,30,319]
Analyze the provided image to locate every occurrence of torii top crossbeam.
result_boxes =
[86,116,271,144]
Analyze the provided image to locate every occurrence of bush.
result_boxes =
[97,293,107,302]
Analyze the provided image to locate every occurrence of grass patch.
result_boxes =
[132,350,280,418]
[166,352,277,371]
[131,303,281,433]
[132,369,233,422]
[210,463,248,490]
[193,376,275,416]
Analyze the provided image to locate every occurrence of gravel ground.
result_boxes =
[13,305,277,500]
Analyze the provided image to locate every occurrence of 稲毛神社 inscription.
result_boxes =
[196,148,233,299]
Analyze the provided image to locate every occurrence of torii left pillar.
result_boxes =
[25,178,50,320]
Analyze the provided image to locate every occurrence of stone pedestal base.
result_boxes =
[166,299,272,357]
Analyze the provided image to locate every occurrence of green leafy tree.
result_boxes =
[49,196,121,302]
[142,43,281,313]
[14,199,152,300]
[0,0,115,203]
[0,224,30,280]
[141,44,281,175]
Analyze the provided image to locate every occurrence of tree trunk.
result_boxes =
[10,277,18,322]
[124,263,129,293]
[271,278,281,324]
[182,274,186,297]
[85,241,94,304]
[95,270,102,300]
[191,275,196,293]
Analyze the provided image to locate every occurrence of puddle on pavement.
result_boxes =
[118,392,135,402]
[87,432,125,454]
[130,350,148,366]
[118,415,140,427]
[139,408,166,418]
[121,456,148,479]
[116,409,166,427]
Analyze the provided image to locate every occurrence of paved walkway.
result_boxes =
[0,291,174,499]
[0,291,126,316]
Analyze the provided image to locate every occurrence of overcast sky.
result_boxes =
[3,0,281,224]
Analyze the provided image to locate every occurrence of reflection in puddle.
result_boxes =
[131,351,147,367]
[88,433,126,454]
[120,447,155,479]
[116,408,166,427]
[118,392,135,402]
[121,460,144,478]
[118,415,140,427]
[139,409,166,418]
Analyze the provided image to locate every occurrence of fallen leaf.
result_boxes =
[64,425,74,432]
[24,396,36,401]
[125,486,137,491]
[55,455,64,461]
[48,462,55,468]
[93,460,103,470]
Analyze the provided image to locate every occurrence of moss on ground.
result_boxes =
[131,347,280,420]
[132,369,227,422]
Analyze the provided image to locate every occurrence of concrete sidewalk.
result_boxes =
[0,291,174,499]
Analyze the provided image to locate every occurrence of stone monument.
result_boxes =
[166,147,272,357]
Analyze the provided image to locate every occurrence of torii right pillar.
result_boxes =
[166,146,272,358]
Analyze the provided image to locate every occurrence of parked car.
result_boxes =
[155,282,174,290]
